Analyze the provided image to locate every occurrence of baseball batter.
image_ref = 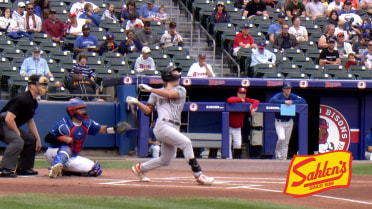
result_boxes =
[126,66,214,185]
[269,82,306,160]
[44,99,130,178]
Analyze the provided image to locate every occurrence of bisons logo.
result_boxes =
[319,105,350,153]
[284,151,352,197]
[189,103,198,112]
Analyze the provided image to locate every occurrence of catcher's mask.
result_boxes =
[161,66,182,82]
[66,99,89,121]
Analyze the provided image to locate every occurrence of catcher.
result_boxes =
[44,98,131,178]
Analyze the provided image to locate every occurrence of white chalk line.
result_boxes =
[98,176,372,206]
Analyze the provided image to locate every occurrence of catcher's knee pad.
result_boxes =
[87,161,102,177]
[53,146,72,165]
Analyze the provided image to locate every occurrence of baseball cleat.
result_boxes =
[49,163,63,178]
[194,172,214,185]
[131,163,151,182]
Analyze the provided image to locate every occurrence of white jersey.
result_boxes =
[147,86,186,122]
[134,55,156,72]
[70,1,99,18]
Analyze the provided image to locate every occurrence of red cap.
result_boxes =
[238,87,247,93]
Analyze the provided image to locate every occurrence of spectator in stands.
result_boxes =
[98,33,119,56]
[285,0,306,19]
[79,3,100,27]
[210,2,230,25]
[243,0,269,19]
[12,2,26,25]
[232,23,257,56]
[41,8,49,22]
[288,16,308,42]
[345,52,357,69]
[234,0,248,9]
[73,24,99,53]
[134,21,159,47]
[19,3,42,33]
[71,53,96,82]
[42,9,64,45]
[359,0,372,12]
[118,30,142,56]
[134,46,156,73]
[327,0,343,15]
[352,32,370,59]
[120,0,139,22]
[34,0,50,17]
[65,12,86,36]
[277,0,291,12]
[327,10,339,26]
[335,32,354,58]
[273,24,298,53]
[364,127,372,160]
[139,0,159,22]
[318,24,336,49]
[101,3,118,22]
[187,53,216,77]
[155,5,169,24]
[55,68,103,102]
[305,0,327,20]
[265,0,276,8]
[335,19,351,42]
[268,12,286,43]
[126,13,144,31]
[148,120,161,158]
[319,38,341,67]
[250,42,276,77]
[339,1,362,26]
[70,0,100,18]
[0,8,19,32]
[360,40,372,69]
[20,46,53,78]
[160,22,183,49]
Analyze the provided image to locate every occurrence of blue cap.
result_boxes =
[363,23,371,30]
[282,81,292,89]
[363,32,370,39]
[106,33,114,40]
[258,41,266,48]
[241,23,250,29]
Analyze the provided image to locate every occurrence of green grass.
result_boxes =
[0,194,314,209]
[351,163,372,175]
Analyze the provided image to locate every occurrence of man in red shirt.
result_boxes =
[42,9,65,45]
[227,87,259,158]
[232,23,257,56]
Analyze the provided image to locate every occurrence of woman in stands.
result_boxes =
[327,10,339,26]
[288,16,308,42]
[0,8,19,32]
[210,1,230,25]
[318,24,336,49]
[34,0,50,17]
[120,0,139,22]
[118,30,142,56]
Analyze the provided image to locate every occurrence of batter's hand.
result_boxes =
[138,84,152,92]
[126,96,139,105]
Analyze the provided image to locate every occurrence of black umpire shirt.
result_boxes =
[0,91,37,127]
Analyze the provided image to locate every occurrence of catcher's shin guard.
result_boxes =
[53,146,71,166]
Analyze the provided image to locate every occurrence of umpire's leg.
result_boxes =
[17,129,37,169]
[0,122,24,170]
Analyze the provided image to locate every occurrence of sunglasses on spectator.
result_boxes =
[27,8,34,10]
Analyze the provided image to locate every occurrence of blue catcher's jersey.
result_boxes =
[49,116,102,156]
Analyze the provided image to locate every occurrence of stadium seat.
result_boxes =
[252,63,276,78]
[348,65,372,79]
[163,46,189,58]
[286,72,310,79]
[32,33,51,45]
[277,63,301,75]
[262,72,284,79]
[292,56,314,69]
[40,42,62,55]
[332,72,356,80]
[15,40,36,53]
[2,48,24,62]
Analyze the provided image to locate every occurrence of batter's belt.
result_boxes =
[161,118,181,126]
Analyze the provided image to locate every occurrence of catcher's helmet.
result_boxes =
[66,99,89,120]
[161,66,182,82]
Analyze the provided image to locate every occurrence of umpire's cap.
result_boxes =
[161,66,182,82]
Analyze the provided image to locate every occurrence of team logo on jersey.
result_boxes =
[284,151,352,198]
[189,103,198,112]
[318,105,350,153]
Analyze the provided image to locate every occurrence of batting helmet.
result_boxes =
[66,99,89,121]
[161,66,182,82]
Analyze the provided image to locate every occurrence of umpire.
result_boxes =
[0,74,48,177]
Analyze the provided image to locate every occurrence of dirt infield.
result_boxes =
[0,158,371,209]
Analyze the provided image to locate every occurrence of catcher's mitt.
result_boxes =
[114,121,132,134]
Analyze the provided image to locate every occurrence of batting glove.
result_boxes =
[126,96,139,105]
[138,84,152,92]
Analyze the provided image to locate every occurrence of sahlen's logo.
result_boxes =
[284,151,352,198]
[319,105,350,153]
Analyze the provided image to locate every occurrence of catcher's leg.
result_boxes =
[49,146,71,178]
